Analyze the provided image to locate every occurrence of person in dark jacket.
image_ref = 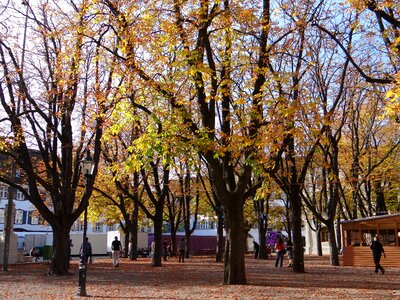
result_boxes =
[29,247,40,262]
[80,237,92,264]
[253,241,259,259]
[370,235,385,274]
[163,240,169,261]
[178,238,186,263]
[111,236,122,267]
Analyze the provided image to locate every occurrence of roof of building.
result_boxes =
[340,212,400,225]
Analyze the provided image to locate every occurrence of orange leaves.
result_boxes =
[2,255,400,299]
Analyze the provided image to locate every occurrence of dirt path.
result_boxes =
[1,255,399,299]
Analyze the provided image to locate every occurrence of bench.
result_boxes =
[19,255,34,263]
[17,251,42,263]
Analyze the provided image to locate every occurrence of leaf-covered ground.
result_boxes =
[1,254,399,299]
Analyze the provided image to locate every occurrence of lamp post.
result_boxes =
[77,150,94,297]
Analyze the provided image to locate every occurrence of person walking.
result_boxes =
[69,239,73,260]
[163,240,169,261]
[253,241,259,259]
[274,236,285,268]
[285,238,293,267]
[79,237,92,265]
[370,235,386,274]
[178,238,186,263]
[149,240,155,258]
[111,236,122,267]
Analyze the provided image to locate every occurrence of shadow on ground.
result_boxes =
[1,255,399,299]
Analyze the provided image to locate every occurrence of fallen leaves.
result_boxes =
[0,255,399,299]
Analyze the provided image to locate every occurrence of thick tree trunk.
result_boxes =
[185,231,191,258]
[290,191,305,273]
[183,197,192,258]
[374,180,387,215]
[124,230,130,258]
[151,208,164,267]
[258,216,268,259]
[129,202,139,260]
[50,226,71,275]
[327,220,340,266]
[170,230,177,257]
[223,205,246,284]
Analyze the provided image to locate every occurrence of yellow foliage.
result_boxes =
[385,73,400,121]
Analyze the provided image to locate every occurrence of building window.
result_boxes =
[0,184,8,199]
[31,215,39,225]
[197,220,208,230]
[0,208,4,223]
[29,211,39,225]
[71,221,84,231]
[379,229,396,246]
[345,230,361,246]
[320,227,328,243]
[209,221,215,229]
[93,222,103,232]
[15,209,24,224]
[107,224,116,231]
[16,190,25,201]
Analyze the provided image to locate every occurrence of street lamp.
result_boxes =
[77,150,94,297]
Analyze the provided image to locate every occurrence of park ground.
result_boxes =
[1,254,400,299]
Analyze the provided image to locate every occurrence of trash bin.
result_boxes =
[43,245,52,260]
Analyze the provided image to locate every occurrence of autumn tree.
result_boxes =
[0,1,114,274]
[313,0,399,120]
[87,0,399,282]
[93,0,322,281]
[170,159,201,258]
[338,87,400,219]
[92,0,285,284]
[312,1,399,219]
[198,168,225,262]
[252,180,271,260]
[91,151,143,260]
[164,176,183,256]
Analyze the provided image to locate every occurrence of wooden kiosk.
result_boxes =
[341,213,400,267]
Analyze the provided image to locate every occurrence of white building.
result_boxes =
[0,183,138,261]
[303,222,331,255]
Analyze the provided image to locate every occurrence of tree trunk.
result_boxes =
[49,226,71,275]
[258,215,268,259]
[216,213,224,262]
[326,220,340,266]
[151,207,164,267]
[2,161,16,271]
[124,230,130,258]
[183,195,192,258]
[290,191,305,273]
[316,226,323,256]
[285,201,292,240]
[130,174,140,260]
[184,231,191,258]
[336,218,342,252]
[129,208,138,260]
[374,179,387,215]
[223,205,246,284]
[2,202,15,271]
